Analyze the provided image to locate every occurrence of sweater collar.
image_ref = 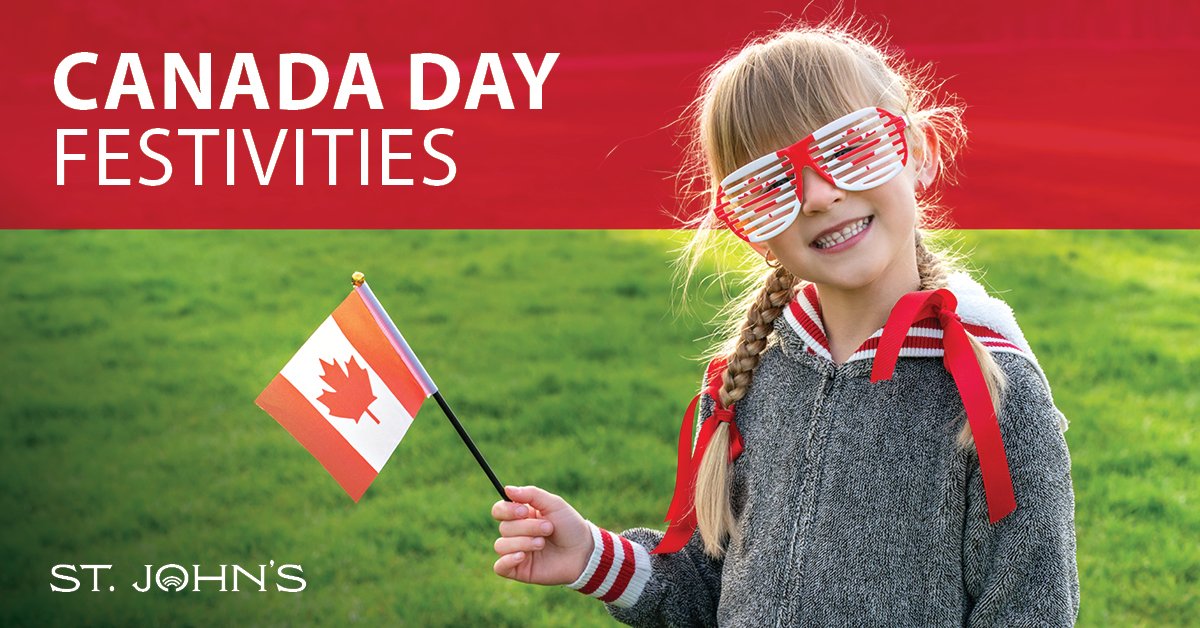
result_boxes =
[776,271,1040,369]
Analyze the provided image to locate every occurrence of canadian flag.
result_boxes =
[256,282,436,501]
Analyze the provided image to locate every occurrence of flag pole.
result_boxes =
[351,272,511,503]
[431,391,510,502]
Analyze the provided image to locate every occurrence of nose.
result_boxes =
[798,167,844,216]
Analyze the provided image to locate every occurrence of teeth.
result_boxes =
[814,217,871,249]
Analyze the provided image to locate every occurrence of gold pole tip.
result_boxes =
[351,271,365,286]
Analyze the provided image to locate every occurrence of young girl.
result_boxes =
[490,20,1079,626]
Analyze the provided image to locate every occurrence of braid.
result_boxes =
[694,263,797,558]
[718,264,798,408]
[914,229,1009,450]
[915,230,950,290]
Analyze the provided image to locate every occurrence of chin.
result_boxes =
[804,261,886,291]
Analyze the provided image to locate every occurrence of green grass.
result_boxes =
[0,230,1195,626]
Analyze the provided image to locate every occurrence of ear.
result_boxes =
[914,127,939,192]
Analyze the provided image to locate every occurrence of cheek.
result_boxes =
[892,203,919,231]
[872,187,919,228]
[767,229,809,261]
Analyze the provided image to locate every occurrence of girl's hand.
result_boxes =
[491,485,592,586]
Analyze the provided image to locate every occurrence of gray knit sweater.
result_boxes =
[566,273,1079,626]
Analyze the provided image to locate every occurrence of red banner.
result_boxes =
[2,1,1197,228]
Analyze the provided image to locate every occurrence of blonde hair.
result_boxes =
[674,16,1007,558]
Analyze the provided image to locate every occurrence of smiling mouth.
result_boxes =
[811,216,874,249]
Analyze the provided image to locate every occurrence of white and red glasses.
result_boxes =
[713,107,909,243]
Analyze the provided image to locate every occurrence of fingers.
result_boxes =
[504,485,567,515]
[499,518,554,538]
[491,499,542,521]
[493,552,525,578]
[494,535,546,555]
[491,485,557,521]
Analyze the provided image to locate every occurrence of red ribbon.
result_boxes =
[870,289,1017,524]
[652,357,743,554]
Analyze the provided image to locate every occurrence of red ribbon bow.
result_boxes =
[870,288,1017,524]
[652,357,743,554]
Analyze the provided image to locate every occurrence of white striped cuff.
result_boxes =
[565,521,652,608]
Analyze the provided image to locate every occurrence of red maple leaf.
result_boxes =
[316,356,380,424]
